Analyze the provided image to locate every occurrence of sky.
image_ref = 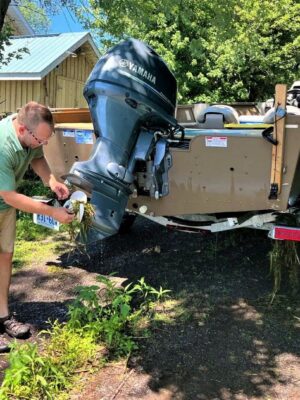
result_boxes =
[48,7,85,34]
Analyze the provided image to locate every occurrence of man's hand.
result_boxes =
[31,159,70,199]
[49,175,69,200]
[52,207,75,224]
[0,190,75,224]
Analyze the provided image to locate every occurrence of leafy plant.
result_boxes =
[132,276,171,302]
[66,201,95,242]
[0,326,97,400]
[17,179,52,198]
[0,276,170,399]
[68,275,170,355]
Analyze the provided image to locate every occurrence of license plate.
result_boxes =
[33,214,60,231]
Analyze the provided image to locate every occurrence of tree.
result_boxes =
[19,0,50,34]
[0,0,10,32]
[0,0,12,66]
[203,0,300,101]
[76,0,300,102]
[0,0,29,66]
[0,0,65,66]
[1,0,299,102]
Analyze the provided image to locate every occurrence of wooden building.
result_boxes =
[0,32,100,114]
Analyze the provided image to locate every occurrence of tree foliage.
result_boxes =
[0,0,10,32]
[0,0,12,66]
[77,0,300,102]
[0,0,35,66]
[19,0,50,34]
[0,0,299,102]
[0,0,70,66]
[0,20,29,67]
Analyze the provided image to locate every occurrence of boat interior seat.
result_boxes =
[195,104,239,128]
[238,115,264,124]
[263,105,300,124]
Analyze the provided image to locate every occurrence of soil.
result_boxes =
[2,217,300,400]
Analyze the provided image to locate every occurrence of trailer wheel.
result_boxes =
[118,212,137,234]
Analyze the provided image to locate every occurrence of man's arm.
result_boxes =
[30,156,52,185]
[30,157,69,200]
[0,190,74,224]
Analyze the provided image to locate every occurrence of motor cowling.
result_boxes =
[65,39,177,242]
[287,82,300,108]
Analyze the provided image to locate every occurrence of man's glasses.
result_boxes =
[26,127,54,145]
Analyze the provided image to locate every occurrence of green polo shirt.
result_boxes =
[0,115,44,211]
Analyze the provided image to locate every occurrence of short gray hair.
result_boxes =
[17,102,54,131]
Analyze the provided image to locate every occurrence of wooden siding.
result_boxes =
[0,50,95,114]
[0,80,41,114]
[43,53,93,108]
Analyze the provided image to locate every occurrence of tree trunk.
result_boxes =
[0,0,11,32]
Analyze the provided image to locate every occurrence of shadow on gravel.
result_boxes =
[13,218,300,399]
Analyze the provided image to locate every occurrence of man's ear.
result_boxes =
[18,124,26,136]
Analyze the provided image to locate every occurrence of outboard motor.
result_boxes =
[65,39,178,241]
[287,81,300,108]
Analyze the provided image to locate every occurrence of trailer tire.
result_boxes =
[118,212,137,234]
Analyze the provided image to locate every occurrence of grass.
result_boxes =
[13,239,63,270]
[13,212,71,270]
[0,323,100,400]
[13,239,64,272]
[16,214,50,241]
[13,178,71,269]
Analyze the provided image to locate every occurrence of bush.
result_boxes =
[17,179,52,199]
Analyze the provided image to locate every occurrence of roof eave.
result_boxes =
[86,33,101,58]
[0,32,100,79]
[38,33,100,79]
[0,75,42,80]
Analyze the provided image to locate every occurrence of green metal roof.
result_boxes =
[0,32,100,80]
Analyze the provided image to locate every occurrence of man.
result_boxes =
[0,102,75,352]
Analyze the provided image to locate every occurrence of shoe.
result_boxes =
[0,315,30,339]
[0,335,10,353]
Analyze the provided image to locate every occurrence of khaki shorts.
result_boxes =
[0,208,16,253]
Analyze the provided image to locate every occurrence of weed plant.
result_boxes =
[0,275,170,399]
[66,201,95,242]
[68,275,170,355]
[0,329,96,400]
[270,240,300,303]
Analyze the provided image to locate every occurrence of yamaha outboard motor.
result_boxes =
[65,39,177,241]
[287,82,300,108]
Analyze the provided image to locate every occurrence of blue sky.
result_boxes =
[49,7,84,34]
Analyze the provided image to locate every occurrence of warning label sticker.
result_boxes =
[205,136,227,148]
[75,130,93,144]
[63,129,75,137]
